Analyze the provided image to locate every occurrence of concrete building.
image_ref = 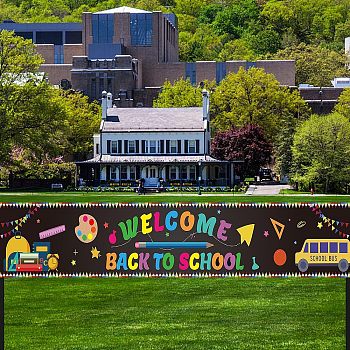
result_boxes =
[77,91,233,187]
[0,7,296,106]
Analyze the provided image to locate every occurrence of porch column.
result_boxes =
[230,162,234,187]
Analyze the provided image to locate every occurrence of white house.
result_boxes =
[76,91,233,187]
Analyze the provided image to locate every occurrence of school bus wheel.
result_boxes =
[338,259,349,273]
[297,259,308,272]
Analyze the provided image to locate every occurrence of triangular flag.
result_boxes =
[1,223,4,228]
[236,224,255,246]
[331,226,335,231]
[270,218,285,240]
[346,223,349,228]
[332,220,335,224]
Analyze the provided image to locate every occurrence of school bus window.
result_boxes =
[320,242,328,253]
[339,243,348,253]
[330,242,337,253]
[303,243,308,253]
[310,243,318,253]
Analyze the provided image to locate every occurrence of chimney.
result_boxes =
[101,91,107,120]
[107,92,113,108]
[202,89,210,120]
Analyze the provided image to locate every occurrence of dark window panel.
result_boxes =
[15,31,33,40]
[66,31,82,44]
[36,31,63,45]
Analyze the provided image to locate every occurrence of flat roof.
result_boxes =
[0,22,82,31]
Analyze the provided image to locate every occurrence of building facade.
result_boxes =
[0,6,296,106]
[77,91,233,187]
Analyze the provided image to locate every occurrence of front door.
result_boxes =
[144,166,158,187]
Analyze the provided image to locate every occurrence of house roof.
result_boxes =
[77,155,225,164]
[102,107,204,132]
[94,6,151,14]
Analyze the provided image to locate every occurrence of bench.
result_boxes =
[51,183,63,191]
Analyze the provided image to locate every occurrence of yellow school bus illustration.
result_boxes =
[295,239,350,272]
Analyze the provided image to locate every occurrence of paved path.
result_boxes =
[246,184,291,195]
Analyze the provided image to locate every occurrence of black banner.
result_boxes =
[0,203,350,276]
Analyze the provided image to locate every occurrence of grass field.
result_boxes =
[5,278,345,350]
[3,192,349,349]
[1,191,350,203]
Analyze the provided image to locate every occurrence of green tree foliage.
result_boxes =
[0,31,99,168]
[270,43,350,86]
[153,78,215,107]
[334,88,350,117]
[291,113,350,193]
[211,67,310,140]
[59,90,100,160]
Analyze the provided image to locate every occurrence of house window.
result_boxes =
[128,140,136,153]
[188,140,196,153]
[170,166,177,180]
[189,166,196,180]
[170,140,177,153]
[130,166,136,180]
[111,141,119,154]
[149,140,158,153]
[121,166,128,180]
[110,166,117,180]
[96,143,99,155]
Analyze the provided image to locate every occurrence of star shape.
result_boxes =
[217,210,221,214]
[104,222,109,229]
[91,247,101,259]
[264,230,269,237]
[71,260,76,266]
[73,249,78,256]
[317,222,323,229]
[36,219,41,224]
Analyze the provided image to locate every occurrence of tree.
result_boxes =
[0,30,43,88]
[59,90,100,160]
[291,113,350,193]
[153,78,215,107]
[269,43,349,86]
[211,124,273,178]
[0,31,99,167]
[218,39,257,61]
[334,88,350,117]
[212,0,259,38]
[211,67,310,140]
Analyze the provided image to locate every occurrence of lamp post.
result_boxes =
[198,161,202,195]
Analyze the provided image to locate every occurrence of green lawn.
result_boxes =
[5,278,345,350]
[3,192,348,349]
[1,191,350,203]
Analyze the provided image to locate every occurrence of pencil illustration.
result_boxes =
[135,242,214,249]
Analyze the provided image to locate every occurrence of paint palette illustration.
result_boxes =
[75,214,98,243]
